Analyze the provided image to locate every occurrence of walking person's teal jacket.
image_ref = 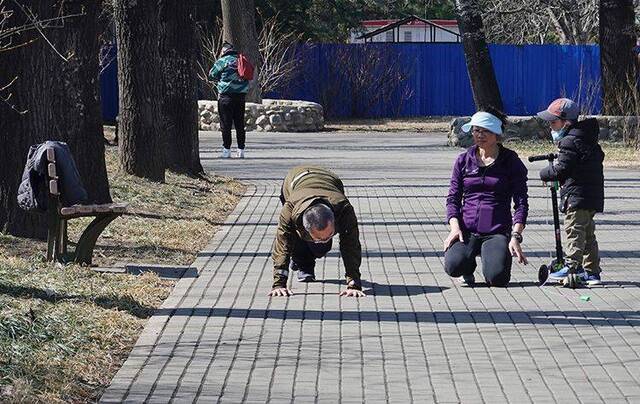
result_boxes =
[208,50,249,95]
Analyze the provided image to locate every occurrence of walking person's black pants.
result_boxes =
[444,232,512,286]
[218,93,246,150]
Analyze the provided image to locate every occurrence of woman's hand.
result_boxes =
[509,238,528,265]
[443,228,464,251]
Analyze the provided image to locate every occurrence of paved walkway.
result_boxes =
[102,131,640,403]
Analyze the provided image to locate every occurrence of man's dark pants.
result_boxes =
[279,187,332,275]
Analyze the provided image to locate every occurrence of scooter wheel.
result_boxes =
[538,265,549,285]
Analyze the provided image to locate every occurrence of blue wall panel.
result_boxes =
[266,43,601,119]
[101,43,602,120]
[100,46,118,123]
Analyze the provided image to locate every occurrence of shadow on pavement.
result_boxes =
[153,307,640,327]
[316,279,448,296]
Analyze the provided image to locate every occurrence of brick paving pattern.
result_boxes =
[101,132,640,403]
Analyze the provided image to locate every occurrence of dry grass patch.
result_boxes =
[325,117,451,133]
[69,148,246,267]
[0,146,245,402]
[504,140,640,169]
[0,258,170,403]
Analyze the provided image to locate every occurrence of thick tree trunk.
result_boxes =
[0,1,57,239]
[221,0,262,103]
[51,0,112,204]
[599,0,637,115]
[194,0,220,34]
[455,0,503,112]
[1,0,110,238]
[158,0,203,175]
[113,0,165,182]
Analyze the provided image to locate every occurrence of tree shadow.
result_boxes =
[154,307,640,327]
[0,282,156,319]
[318,279,447,296]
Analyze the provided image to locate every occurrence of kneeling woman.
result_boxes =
[444,111,529,286]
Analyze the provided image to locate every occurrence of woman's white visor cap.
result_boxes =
[461,111,503,135]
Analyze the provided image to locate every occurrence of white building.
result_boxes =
[349,15,460,44]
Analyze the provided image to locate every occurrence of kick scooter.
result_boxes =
[528,153,582,288]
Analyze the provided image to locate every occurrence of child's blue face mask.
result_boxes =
[551,128,567,142]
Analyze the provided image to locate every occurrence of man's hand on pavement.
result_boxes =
[268,287,293,297]
[339,288,366,297]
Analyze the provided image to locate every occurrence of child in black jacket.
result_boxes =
[537,98,604,286]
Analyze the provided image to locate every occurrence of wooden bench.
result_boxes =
[45,147,128,265]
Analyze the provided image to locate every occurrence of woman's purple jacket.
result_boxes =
[446,144,529,235]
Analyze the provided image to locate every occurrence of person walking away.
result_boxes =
[209,42,249,159]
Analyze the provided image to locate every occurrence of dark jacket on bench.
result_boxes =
[17,141,88,212]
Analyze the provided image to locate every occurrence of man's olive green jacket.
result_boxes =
[272,166,362,289]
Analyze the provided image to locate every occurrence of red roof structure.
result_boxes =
[361,19,458,28]
[356,15,460,43]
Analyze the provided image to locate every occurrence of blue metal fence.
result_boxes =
[100,45,118,123]
[100,43,602,121]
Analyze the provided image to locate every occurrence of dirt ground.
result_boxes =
[324,117,452,133]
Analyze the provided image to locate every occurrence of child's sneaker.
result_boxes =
[548,266,569,280]
[236,149,245,159]
[550,265,586,281]
[584,272,601,286]
[221,148,231,158]
[458,274,475,287]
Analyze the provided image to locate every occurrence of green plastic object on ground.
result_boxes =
[580,295,591,302]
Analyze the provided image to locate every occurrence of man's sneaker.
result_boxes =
[458,274,475,287]
[221,148,231,158]
[297,269,315,282]
[584,273,602,286]
[236,149,245,159]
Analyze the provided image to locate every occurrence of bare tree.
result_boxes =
[97,2,116,77]
[113,0,165,182]
[0,0,81,53]
[1,0,81,105]
[258,14,304,96]
[198,14,303,99]
[480,0,599,44]
[158,0,203,175]
[1,0,61,238]
[221,0,261,103]
[315,45,414,118]
[2,0,110,239]
[456,0,504,111]
[599,0,637,115]
[49,0,111,205]
[196,16,224,100]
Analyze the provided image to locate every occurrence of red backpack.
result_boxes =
[237,54,254,81]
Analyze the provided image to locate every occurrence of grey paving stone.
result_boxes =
[101,131,640,403]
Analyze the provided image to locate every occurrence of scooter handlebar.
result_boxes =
[528,153,557,162]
